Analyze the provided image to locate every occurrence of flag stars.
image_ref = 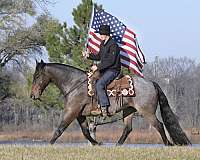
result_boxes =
[91,9,127,43]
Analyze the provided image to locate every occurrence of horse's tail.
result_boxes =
[153,82,191,145]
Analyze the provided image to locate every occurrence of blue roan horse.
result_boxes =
[30,60,191,146]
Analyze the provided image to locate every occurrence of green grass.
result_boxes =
[0,145,200,160]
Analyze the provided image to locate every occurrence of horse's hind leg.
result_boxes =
[77,115,100,145]
[116,113,134,146]
[147,115,173,146]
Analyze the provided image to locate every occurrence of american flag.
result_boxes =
[87,8,145,77]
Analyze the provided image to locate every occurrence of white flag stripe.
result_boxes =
[120,59,142,75]
[124,30,135,39]
[88,42,100,52]
[89,36,101,46]
[90,28,102,39]
[135,39,145,63]
[121,45,144,68]
[137,51,145,64]
[122,37,136,46]
[121,45,138,55]
[120,51,138,64]
[88,34,101,43]
[120,46,144,69]
[137,49,145,63]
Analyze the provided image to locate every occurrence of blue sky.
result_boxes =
[47,0,200,62]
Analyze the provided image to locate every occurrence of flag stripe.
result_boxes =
[89,30,102,42]
[88,42,100,53]
[137,44,145,63]
[125,30,136,39]
[126,28,136,37]
[121,41,138,52]
[121,59,143,77]
[88,38,100,48]
[122,35,136,46]
[87,45,98,53]
[120,53,142,71]
[120,49,144,69]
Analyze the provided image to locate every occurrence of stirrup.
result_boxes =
[91,107,102,115]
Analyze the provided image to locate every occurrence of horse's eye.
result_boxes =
[35,74,40,79]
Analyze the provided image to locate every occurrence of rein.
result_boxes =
[64,78,88,97]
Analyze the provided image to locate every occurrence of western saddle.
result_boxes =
[87,70,135,97]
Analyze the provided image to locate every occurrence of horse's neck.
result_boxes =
[46,64,86,95]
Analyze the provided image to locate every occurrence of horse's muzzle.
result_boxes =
[30,93,36,100]
[30,93,41,101]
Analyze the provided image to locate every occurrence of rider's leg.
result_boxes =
[95,70,119,115]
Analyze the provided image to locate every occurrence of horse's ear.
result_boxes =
[35,59,38,65]
[41,59,44,64]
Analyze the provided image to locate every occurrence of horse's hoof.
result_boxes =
[49,139,55,145]
[97,141,103,145]
[90,141,103,146]
[116,143,123,146]
[166,141,174,146]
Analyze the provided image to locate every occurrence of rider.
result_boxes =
[84,25,121,116]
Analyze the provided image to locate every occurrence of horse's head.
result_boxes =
[30,60,50,100]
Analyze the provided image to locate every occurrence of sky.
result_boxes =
[46,0,200,62]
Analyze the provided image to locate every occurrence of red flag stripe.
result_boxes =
[123,34,136,44]
[120,50,144,69]
[120,45,138,56]
[120,54,142,71]
[126,28,136,38]
[120,47,144,68]
[88,38,100,48]
[124,64,144,77]
[121,41,138,52]
[137,45,146,63]
[89,31,102,42]
[120,47,137,58]
[87,45,98,53]
[121,60,143,77]
[120,45,144,68]
[88,40,100,53]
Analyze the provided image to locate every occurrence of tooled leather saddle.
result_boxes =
[87,70,135,97]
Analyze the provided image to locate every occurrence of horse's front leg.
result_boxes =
[116,112,134,146]
[77,115,101,145]
[50,105,80,144]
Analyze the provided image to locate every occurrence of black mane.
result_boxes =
[46,63,87,74]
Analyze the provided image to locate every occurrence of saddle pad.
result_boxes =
[87,73,135,97]
[107,75,135,97]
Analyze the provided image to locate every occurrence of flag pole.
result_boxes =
[84,2,95,52]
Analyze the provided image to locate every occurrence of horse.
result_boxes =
[30,60,191,146]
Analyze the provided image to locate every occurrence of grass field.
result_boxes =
[0,145,200,160]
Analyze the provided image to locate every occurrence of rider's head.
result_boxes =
[97,25,111,41]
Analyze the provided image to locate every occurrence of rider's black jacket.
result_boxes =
[88,37,121,73]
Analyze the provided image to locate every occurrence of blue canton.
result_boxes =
[91,8,126,44]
